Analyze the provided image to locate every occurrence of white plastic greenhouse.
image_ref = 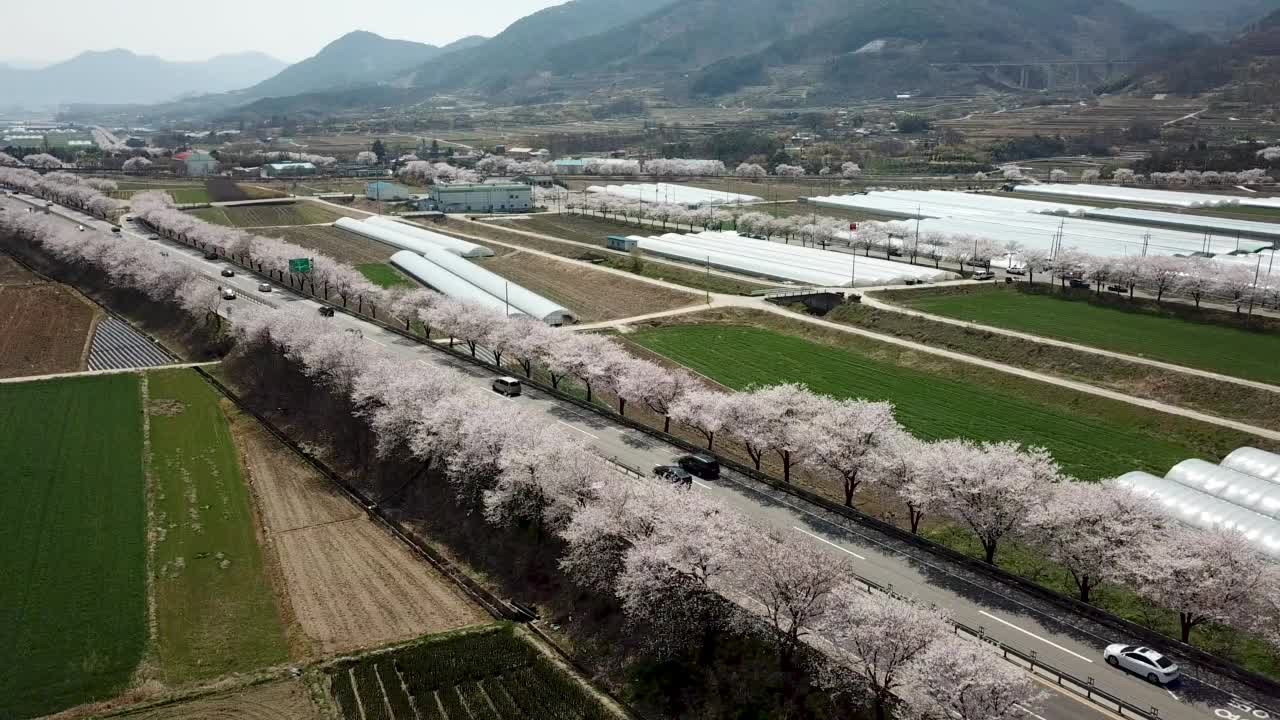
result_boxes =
[1111,446,1280,558]
[807,190,1092,219]
[1012,184,1243,209]
[1165,459,1280,519]
[335,217,494,258]
[1083,207,1280,242]
[412,244,576,325]
[1111,472,1280,558]
[365,216,493,257]
[630,231,955,287]
[389,251,524,318]
[586,183,762,207]
[1222,447,1280,484]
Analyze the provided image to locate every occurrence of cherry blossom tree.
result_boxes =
[917,440,1060,565]
[897,635,1046,720]
[804,400,902,507]
[484,425,600,533]
[841,162,862,178]
[670,389,731,450]
[874,434,937,534]
[1141,255,1185,302]
[123,156,153,173]
[735,162,767,179]
[1081,169,1101,183]
[0,152,21,167]
[1176,257,1215,308]
[1029,483,1164,603]
[1124,525,1278,643]
[816,586,953,720]
[730,528,845,672]
[773,164,805,178]
[355,150,378,165]
[23,153,63,169]
[1049,169,1069,183]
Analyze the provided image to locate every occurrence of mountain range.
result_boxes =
[246,31,486,99]
[21,0,1280,114]
[0,50,286,107]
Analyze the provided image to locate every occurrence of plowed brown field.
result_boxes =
[229,414,485,656]
[121,679,318,719]
[0,284,98,378]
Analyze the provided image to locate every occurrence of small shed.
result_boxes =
[607,235,638,252]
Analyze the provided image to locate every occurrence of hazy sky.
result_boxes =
[5,0,566,65]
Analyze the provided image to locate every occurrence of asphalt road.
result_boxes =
[6,192,1277,720]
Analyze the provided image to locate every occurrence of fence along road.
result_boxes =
[7,193,1277,720]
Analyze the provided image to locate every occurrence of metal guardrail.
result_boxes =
[130,208,1280,708]
[954,621,1160,720]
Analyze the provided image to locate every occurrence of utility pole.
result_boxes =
[705,256,711,305]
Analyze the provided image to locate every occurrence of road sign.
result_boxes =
[288,258,311,273]
[849,223,858,231]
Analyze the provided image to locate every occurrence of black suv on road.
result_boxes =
[676,454,720,479]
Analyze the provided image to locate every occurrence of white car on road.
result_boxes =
[1103,644,1180,685]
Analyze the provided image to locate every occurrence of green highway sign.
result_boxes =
[289,258,312,273]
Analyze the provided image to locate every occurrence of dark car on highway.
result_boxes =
[677,454,720,480]
[220,268,235,277]
[653,465,693,487]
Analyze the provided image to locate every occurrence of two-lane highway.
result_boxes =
[7,192,1276,720]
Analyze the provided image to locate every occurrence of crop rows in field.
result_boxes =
[328,626,615,720]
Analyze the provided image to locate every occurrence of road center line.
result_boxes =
[557,420,599,439]
[692,480,714,490]
[792,526,867,560]
[978,611,1094,663]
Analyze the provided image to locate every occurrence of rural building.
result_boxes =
[183,150,219,177]
[483,174,555,188]
[366,181,413,201]
[429,182,531,213]
[261,162,317,178]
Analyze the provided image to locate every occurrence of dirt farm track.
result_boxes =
[228,411,486,656]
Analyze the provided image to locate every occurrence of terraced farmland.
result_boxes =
[327,625,618,720]
[0,375,147,718]
[628,318,1266,480]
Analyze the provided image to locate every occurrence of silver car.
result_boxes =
[1103,644,1180,685]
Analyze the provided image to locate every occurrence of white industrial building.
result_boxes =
[1111,447,1280,559]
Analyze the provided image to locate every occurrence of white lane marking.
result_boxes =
[692,480,713,490]
[793,526,867,560]
[1165,689,1179,702]
[978,611,1094,663]
[1016,704,1049,720]
[557,420,599,439]
[367,338,387,347]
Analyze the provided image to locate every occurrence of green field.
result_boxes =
[891,285,1280,384]
[629,322,1253,480]
[328,624,617,720]
[358,262,412,288]
[147,370,287,684]
[170,188,211,204]
[190,203,343,228]
[0,375,147,718]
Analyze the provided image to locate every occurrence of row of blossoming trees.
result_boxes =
[4,177,1279,675]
